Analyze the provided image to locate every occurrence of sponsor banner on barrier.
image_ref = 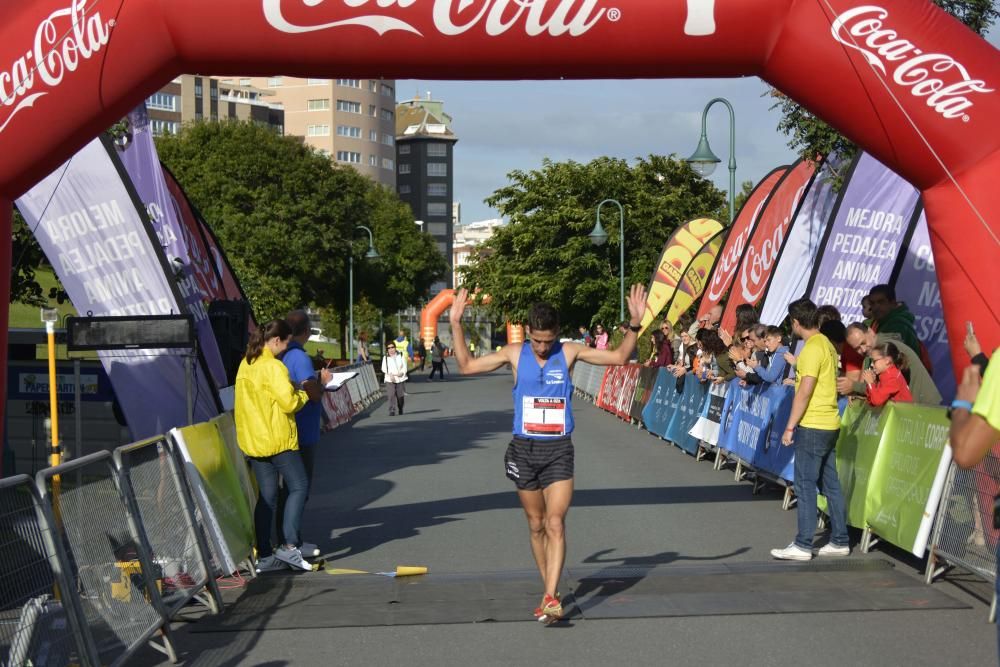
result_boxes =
[753,385,796,483]
[15,136,219,438]
[119,105,228,388]
[820,402,884,529]
[689,381,728,446]
[697,168,788,323]
[891,211,956,401]
[171,422,255,575]
[665,232,725,328]
[807,153,920,324]
[641,369,683,439]
[322,387,354,429]
[863,403,951,556]
[721,159,817,332]
[639,218,724,335]
[630,366,659,423]
[665,374,708,455]
[758,158,842,327]
[616,365,641,419]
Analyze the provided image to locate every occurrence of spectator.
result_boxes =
[862,342,913,407]
[415,336,427,371]
[773,298,849,561]
[689,304,723,336]
[860,295,874,327]
[234,319,315,573]
[647,329,675,368]
[356,331,371,364]
[748,325,790,386]
[867,284,926,369]
[594,324,609,350]
[616,321,640,362]
[578,325,594,347]
[428,336,447,380]
[841,323,941,405]
[394,329,412,363]
[819,319,847,356]
[656,320,674,367]
[964,322,990,376]
[696,328,732,384]
[381,341,408,415]
[734,303,760,335]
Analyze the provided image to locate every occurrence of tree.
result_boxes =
[458,155,726,331]
[770,1,999,173]
[9,209,48,306]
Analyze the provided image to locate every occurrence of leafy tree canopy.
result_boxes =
[458,155,726,332]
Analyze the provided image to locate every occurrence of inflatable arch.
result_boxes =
[0,0,998,419]
[420,288,454,350]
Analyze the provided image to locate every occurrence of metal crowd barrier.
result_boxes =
[927,457,1000,615]
[0,474,95,666]
[113,437,223,618]
[36,451,177,665]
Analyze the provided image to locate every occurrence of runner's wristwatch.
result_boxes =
[947,399,973,421]
[627,323,641,332]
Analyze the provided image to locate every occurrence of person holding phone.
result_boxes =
[964,321,991,376]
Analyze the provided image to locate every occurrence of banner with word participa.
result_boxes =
[696,167,789,323]
[721,159,817,332]
[119,105,228,388]
[891,211,956,401]
[15,136,220,439]
[664,231,725,328]
[758,157,843,327]
[638,218,724,335]
[807,153,920,323]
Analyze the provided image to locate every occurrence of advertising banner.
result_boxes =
[891,211,956,401]
[322,387,354,429]
[664,232,725,328]
[119,105,228,388]
[758,158,843,326]
[807,153,920,323]
[820,402,884,529]
[752,384,796,483]
[688,381,728,446]
[665,374,709,455]
[721,159,816,332]
[171,422,255,575]
[15,136,219,439]
[717,380,779,464]
[616,365,641,419]
[210,411,258,512]
[630,366,658,423]
[696,167,788,322]
[638,218,724,334]
[641,369,683,439]
[863,403,951,556]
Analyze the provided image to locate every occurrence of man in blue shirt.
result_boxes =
[277,310,327,560]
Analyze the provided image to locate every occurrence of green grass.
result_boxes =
[9,267,77,329]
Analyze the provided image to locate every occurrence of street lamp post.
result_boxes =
[349,225,379,363]
[587,199,626,323]
[685,97,737,223]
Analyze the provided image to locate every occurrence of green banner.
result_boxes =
[820,402,885,528]
[864,403,950,555]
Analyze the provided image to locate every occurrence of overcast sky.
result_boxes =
[401,28,999,225]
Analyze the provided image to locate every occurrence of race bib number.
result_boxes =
[521,396,566,436]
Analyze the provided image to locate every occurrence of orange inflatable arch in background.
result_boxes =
[0,0,998,437]
[420,289,454,351]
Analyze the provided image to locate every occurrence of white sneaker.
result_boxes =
[770,543,813,561]
[299,542,321,558]
[255,555,288,573]
[275,545,313,571]
[817,543,850,557]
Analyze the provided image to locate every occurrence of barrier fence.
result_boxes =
[322,361,382,431]
[0,359,385,666]
[573,361,992,599]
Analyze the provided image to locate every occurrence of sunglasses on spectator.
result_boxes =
[741,336,751,342]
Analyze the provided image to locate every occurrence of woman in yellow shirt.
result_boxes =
[235,319,325,572]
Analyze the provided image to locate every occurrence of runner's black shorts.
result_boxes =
[504,435,574,490]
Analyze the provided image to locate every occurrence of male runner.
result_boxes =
[449,284,647,624]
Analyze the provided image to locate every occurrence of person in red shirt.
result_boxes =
[862,342,913,407]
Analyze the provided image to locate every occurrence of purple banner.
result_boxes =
[893,211,956,401]
[120,105,228,388]
[808,153,920,323]
[15,137,219,439]
[758,157,841,326]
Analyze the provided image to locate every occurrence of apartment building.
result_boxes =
[395,95,458,289]
[147,75,284,135]
[244,77,398,187]
[453,219,504,288]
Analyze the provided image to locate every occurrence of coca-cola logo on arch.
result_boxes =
[0,0,113,135]
[831,5,993,121]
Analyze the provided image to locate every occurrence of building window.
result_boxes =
[336,125,361,138]
[398,144,411,155]
[427,203,449,216]
[308,98,331,111]
[194,82,203,97]
[307,78,327,85]
[427,183,447,197]
[427,143,448,157]
[267,76,283,87]
[398,163,411,175]
[380,108,394,122]
[239,78,252,87]
[150,119,179,135]
[369,129,378,142]
[428,222,449,236]
[382,84,395,98]
[398,184,411,194]
[336,151,362,164]
[369,154,377,166]
[368,80,378,92]
[307,124,331,136]
[337,79,361,88]
[210,86,219,100]
[146,92,177,111]
[368,104,377,117]
[382,134,394,146]
[427,162,447,177]
[382,158,394,170]
[435,241,448,255]
[336,100,361,113]
[194,111,203,121]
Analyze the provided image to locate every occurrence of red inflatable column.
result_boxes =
[0,202,11,475]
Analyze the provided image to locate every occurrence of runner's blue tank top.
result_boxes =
[512,341,574,438]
